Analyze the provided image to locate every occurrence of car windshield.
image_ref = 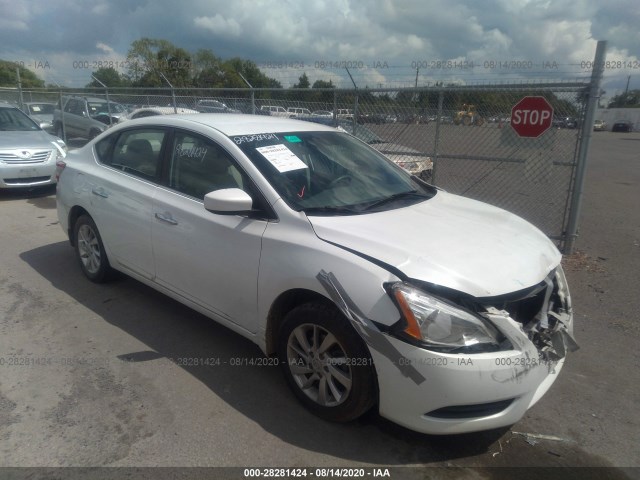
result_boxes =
[336,121,385,144]
[234,131,435,214]
[88,102,126,115]
[27,104,55,114]
[0,108,40,131]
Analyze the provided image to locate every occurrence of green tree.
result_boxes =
[311,79,335,103]
[0,60,45,88]
[192,49,226,88]
[294,72,310,89]
[126,38,192,87]
[608,89,640,108]
[86,67,130,88]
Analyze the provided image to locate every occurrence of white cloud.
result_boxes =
[96,42,115,54]
[194,14,242,37]
[0,0,637,89]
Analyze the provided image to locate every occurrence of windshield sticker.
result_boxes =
[284,135,302,143]
[256,144,308,173]
[233,133,279,145]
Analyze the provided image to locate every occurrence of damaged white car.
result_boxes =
[56,114,576,434]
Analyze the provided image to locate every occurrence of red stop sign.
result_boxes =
[510,96,554,138]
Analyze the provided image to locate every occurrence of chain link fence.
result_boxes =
[1,81,591,250]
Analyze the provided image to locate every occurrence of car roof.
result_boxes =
[129,107,200,115]
[121,113,337,136]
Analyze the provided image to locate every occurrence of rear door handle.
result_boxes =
[91,188,108,198]
[155,213,178,225]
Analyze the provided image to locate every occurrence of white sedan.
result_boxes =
[56,114,576,434]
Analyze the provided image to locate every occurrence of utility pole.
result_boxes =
[624,75,631,105]
[624,75,630,95]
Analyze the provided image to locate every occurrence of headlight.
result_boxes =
[555,264,572,312]
[389,283,500,349]
[51,140,67,159]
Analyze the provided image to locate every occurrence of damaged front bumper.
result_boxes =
[372,300,576,435]
[318,266,577,435]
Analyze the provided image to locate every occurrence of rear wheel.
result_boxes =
[277,302,376,422]
[74,215,113,283]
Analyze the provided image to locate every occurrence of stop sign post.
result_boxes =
[511,96,554,138]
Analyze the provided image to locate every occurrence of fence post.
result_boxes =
[563,40,607,255]
[91,75,112,125]
[251,88,256,114]
[16,67,25,110]
[58,90,67,144]
[431,89,444,184]
[333,90,338,127]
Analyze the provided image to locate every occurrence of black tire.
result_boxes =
[55,123,64,139]
[277,302,376,422]
[88,129,100,140]
[73,215,113,283]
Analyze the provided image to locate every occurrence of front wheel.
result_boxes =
[74,215,113,283]
[277,302,376,422]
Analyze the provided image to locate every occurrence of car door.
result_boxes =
[90,127,168,279]
[151,130,269,333]
[63,99,83,137]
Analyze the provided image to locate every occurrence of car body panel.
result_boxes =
[307,191,560,297]
[152,185,268,332]
[119,107,201,122]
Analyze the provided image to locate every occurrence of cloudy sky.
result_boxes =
[1,0,638,99]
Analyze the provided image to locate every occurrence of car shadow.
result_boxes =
[0,184,56,202]
[20,241,508,465]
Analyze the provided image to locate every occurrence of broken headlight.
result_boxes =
[389,283,501,350]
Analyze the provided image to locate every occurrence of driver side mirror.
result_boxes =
[204,188,253,215]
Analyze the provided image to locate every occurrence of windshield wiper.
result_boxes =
[302,205,363,216]
[362,190,430,211]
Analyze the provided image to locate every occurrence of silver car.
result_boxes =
[24,102,56,134]
[0,103,67,189]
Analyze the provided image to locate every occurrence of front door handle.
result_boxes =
[155,213,178,225]
[91,188,108,198]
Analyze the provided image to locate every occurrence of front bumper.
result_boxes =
[0,163,56,188]
[371,310,573,435]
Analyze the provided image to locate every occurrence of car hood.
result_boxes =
[371,142,432,171]
[307,190,560,297]
[0,130,61,149]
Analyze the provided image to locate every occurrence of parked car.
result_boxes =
[593,119,607,131]
[53,96,127,140]
[57,114,576,434]
[358,112,386,124]
[195,99,240,114]
[312,110,333,118]
[0,103,67,189]
[287,107,312,117]
[296,116,432,179]
[118,106,200,123]
[336,108,354,120]
[553,116,578,129]
[260,105,291,117]
[338,122,433,180]
[611,120,633,132]
[23,102,56,133]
